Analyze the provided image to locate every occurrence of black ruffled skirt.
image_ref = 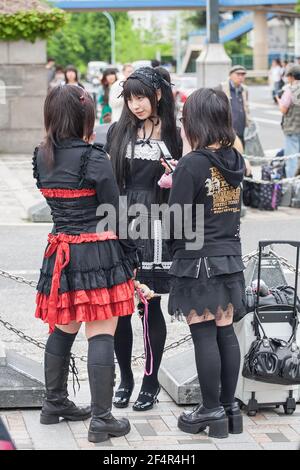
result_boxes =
[168,256,246,321]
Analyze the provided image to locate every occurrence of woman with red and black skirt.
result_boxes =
[33,85,138,443]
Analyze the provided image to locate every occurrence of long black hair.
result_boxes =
[42,85,95,167]
[101,68,118,106]
[108,67,181,192]
[183,88,235,150]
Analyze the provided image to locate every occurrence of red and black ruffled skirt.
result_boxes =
[35,231,136,332]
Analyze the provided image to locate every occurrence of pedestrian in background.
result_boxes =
[269,58,284,102]
[219,65,250,146]
[46,57,56,86]
[276,65,300,178]
[109,64,134,122]
[64,64,84,89]
[99,68,118,124]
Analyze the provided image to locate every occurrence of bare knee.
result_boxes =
[85,317,118,339]
[186,309,215,326]
[55,321,81,335]
[215,304,234,327]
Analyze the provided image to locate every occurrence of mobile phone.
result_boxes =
[157,141,176,173]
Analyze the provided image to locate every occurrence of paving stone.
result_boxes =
[148,419,169,433]
[266,433,290,443]
[161,415,178,429]
[261,442,300,450]
[21,410,79,450]
[134,422,157,437]
[125,425,143,442]
[211,431,257,444]
[290,425,300,435]
[216,443,262,450]
[252,434,272,444]
[277,426,300,442]
[178,439,212,445]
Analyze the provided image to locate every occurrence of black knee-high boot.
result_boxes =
[40,327,91,425]
[113,315,134,408]
[133,296,167,411]
[88,334,130,443]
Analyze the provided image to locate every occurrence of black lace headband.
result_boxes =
[126,67,172,91]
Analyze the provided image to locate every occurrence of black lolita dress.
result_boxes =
[117,139,180,294]
[33,139,139,333]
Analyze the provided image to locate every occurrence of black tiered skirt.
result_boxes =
[168,256,246,321]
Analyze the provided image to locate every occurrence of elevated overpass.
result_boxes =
[51,0,297,14]
[51,0,300,70]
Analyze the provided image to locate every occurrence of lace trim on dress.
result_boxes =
[125,141,161,161]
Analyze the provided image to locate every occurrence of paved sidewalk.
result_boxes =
[1,377,300,451]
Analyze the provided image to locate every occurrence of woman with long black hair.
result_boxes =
[105,67,182,411]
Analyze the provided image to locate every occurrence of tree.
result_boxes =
[47,11,173,73]
[186,10,206,28]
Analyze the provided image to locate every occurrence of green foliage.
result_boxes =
[0,9,67,42]
[47,12,173,72]
[186,11,206,28]
[224,34,252,57]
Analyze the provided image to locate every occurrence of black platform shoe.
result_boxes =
[40,352,91,425]
[132,386,161,411]
[222,402,243,434]
[113,382,135,409]
[88,365,131,443]
[178,404,228,439]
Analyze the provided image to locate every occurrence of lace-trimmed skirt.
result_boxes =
[168,256,246,321]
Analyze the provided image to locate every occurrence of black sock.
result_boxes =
[217,324,241,405]
[140,297,167,395]
[45,327,77,357]
[190,320,221,409]
[114,315,134,387]
[88,334,114,366]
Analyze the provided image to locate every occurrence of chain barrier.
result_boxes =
[0,249,298,364]
[243,175,300,186]
[244,153,300,165]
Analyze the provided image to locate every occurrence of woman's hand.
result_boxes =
[132,268,137,280]
[160,158,178,174]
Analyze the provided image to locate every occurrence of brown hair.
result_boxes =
[182,88,235,150]
[42,85,95,166]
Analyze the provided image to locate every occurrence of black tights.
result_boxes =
[114,296,167,394]
[190,321,241,409]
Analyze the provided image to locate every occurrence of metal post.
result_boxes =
[295,18,300,59]
[176,12,182,74]
[103,11,116,65]
[207,0,219,44]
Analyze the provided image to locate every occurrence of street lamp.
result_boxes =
[102,11,116,65]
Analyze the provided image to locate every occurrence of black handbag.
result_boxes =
[242,240,300,385]
[242,309,300,385]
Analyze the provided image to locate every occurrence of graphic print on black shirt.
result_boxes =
[205,166,241,215]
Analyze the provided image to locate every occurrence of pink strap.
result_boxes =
[136,288,153,376]
[272,183,279,209]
